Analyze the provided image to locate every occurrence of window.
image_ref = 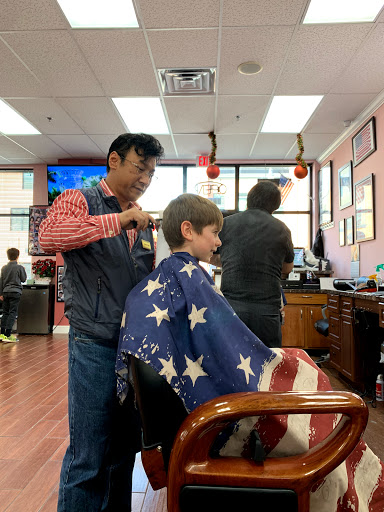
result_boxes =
[186,166,236,211]
[0,170,34,278]
[138,166,183,213]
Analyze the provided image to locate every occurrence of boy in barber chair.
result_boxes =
[116,194,383,511]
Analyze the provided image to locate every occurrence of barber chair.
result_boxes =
[131,356,368,512]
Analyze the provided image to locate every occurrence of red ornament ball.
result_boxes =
[294,165,308,180]
[206,164,220,179]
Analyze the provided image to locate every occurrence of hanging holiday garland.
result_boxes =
[206,131,220,179]
[294,133,308,179]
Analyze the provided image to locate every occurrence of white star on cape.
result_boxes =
[179,261,198,278]
[146,304,170,326]
[182,355,208,386]
[159,356,177,384]
[211,284,224,296]
[141,275,163,296]
[188,303,207,331]
[237,353,255,384]
[121,311,126,328]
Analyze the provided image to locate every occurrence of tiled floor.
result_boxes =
[0,334,382,511]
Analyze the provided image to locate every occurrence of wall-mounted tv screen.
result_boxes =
[47,165,107,205]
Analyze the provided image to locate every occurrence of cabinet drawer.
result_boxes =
[327,294,339,313]
[328,315,340,338]
[286,293,327,305]
[330,343,341,370]
[340,297,353,318]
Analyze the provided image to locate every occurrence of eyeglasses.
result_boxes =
[122,158,157,181]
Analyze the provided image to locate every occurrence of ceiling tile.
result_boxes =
[73,30,159,96]
[5,98,84,135]
[8,135,72,159]
[88,134,122,154]
[56,97,126,134]
[154,135,177,159]
[0,136,36,158]
[0,156,12,164]
[7,157,45,164]
[306,93,377,134]
[276,24,371,95]
[139,0,220,28]
[216,134,257,159]
[48,135,106,158]
[148,29,218,68]
[286,133,338,160]
[219,26,294,95]
[330,24,384,94]
[173,134,212,159]
[0,39,47,97]
[164,97,215,134]
[250,134,296,159]
[0,0,68,30]
[216,96,270,133]
[2,31,104,97]
[222,0,304,26]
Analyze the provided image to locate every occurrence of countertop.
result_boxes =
[284,288,384,302]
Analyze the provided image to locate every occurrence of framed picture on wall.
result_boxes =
[318,161,332,228]
[355,174,375,243]
[28,205,54,256]
[339,219,345,246]
[57,266,64,302]
[338,161,353,210]
[352,117,376,167]
[346,216,354,245]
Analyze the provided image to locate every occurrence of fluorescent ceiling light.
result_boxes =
[57,0,139,28]
[261,96,323,133]
[0,100,40,135]
[303,0,384,24]
[112,98,169,135]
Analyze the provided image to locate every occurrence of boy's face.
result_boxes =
[190,224,222,263]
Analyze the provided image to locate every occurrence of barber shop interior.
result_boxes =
[1,1,384,511]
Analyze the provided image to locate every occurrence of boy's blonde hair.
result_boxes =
[162,194,223,250]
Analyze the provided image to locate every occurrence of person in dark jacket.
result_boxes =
[0,247,27,342]
[212,181,294,348]
[39,133,164,512]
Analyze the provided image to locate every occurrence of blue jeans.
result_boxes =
[58,327,141,512]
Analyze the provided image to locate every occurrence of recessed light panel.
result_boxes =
[261,96,323,133]
[112,98,169,134]
[303,0,384,24]
[0,100,40,135]
[57,0,139,28]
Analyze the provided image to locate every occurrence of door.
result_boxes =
[282,304,305,347]
[305,305,330,349]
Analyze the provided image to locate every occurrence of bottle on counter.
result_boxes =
[376,374,384,402]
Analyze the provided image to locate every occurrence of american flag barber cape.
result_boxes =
[116,252,384,511]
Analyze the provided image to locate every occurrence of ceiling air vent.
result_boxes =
[158,68,216,95]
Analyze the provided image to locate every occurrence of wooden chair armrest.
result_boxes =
[167,391,367,512]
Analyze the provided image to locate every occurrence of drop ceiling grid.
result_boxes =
[216,133,257,158]
[305,93,378,134]
[73,29,159,96]
[56,97,126,134]
[139,0,221,29]
[285,133,338,160]
[8,135,72,159]
[329,23,384,94]
[5,98,85,135]
[221,0,306,27]
[0,38,47,97]
[0,136,36,158]
[275,24,372,95]
[1,30,104,97]
[216,96,270,134]
[47,134,106,157]
[164,97,215,134]
[218,26,295,95]
[250,133,296,159]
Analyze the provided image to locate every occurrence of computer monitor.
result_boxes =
[293,248,305,267]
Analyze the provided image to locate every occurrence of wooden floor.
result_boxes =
[0,334,383,512]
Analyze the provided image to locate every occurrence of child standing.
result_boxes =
[0,248,27,342]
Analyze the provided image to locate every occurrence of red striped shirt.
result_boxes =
[39,179,141,253]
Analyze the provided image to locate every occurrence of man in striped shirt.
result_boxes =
[39,133,164,512]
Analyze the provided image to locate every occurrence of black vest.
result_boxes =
[62,183,154,341]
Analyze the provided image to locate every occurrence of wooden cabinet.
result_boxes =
[282,293,329,348]
[327,293,361,383]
